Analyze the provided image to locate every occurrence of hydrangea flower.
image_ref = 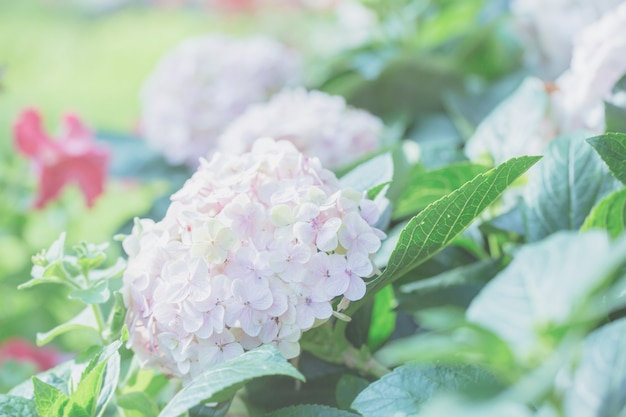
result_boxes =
[218,89,383,169]
[122,138,384,380]
[139,35,301,167]
[511,0,622,79]
[13,108,109,209]
[553,2,626,132]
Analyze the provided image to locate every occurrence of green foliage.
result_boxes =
[266,404,359,417]
[158,346,305,417]
[581,188,626,238]
[587,133,626,185]
[0,394,39,417]
[523,133,622,242]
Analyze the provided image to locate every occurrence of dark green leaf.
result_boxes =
[523,133,622,242]
[158,346,304,417]
[364,155,540,299]
[397,259,503,312]
[0,394,39,417]
[393,163,488,220]
[581,188,626,238]
[266,404,359,417]
[367,285,396,351]
[587,133,626,185]
[335,374,369,412]
[564,318,626,417]
[467,231,626,359]
[351,364,492,417]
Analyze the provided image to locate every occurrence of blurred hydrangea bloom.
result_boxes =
[13,108,109,209]
[122,138,384,380]
[511,0,622,79]
[0,338,63,372]
[140,35,302,167]
[553,2,626,132]
[218,88,383,169]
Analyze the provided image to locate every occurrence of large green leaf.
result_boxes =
[581,188,626,238]
[564,318,626,417]
[587,133,626,185]
[72,361,106,417]
[266,404,359,417]
[362,155,539,300]
[36,306,99,346]
[416,395,532,417]
[158,346,305,417]
[523,133,622,242]
[393,162,488,220]
[464,77,548,165]
[466,231,626,359]
[351,364,493,417]
[33,377,71,417]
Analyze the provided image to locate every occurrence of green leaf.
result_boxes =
[116,392,160,417]
[72,361,106,416]
[397,259,503,312]
[581,188,626,238]
[523,133,622,242]
[36,306,99,346]
[604,101,626,134]
[564,318,626,417]
[340,152,394,193]
[417,395,532,417]
[351,364,492,417]
[393,162,488,220]
[0,394,39,417]
[363,155,540,300]
[33,377,70,417]
[466,231,626,359]
[464,77,548,165]
[266,404,360,417]
[158,346,305,417]
[587,133,626,185]
[367,285,396,351]
[68,280,110,305]
[335,374,369,411]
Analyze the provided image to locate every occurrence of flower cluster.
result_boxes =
[122,138,384,380]
[553,2,626,132]
[139,35,302,167]
[13,108,109,209]
[218,88,383,169]
[511,0,622,79]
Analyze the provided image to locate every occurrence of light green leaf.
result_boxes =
[467,231,626,359]
[68,280,110,305]
[158,346,305,417]
[33,377,70,417]
[523,133,622,242]
[367,285,396,351]
[417,395,532,417]
[351,364,493,417]
[266,404,359,417]
[464,77,548,165]
[340,153,394,193]
[581,188,626,238]
[363,155,540,300]
[0,394,39,417]
[336,374,369,412]
[393,162,488,220]
[564,318,626,417]
[36,307,99,346]
[116,392,160,417]
[72,361,106,417]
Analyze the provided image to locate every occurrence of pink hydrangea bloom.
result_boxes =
[0,338,63,372]
[553,2,626,132]
[13,108,109,209]
[122,138,384,380]
[139,35,301,167]
[218,88,383,169]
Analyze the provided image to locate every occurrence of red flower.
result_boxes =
[0,338,62,372]
[13,108,110,209]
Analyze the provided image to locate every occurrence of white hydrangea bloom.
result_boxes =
[511,0,622,79]
[139,35,302,167]
[553,2,626,132]
[122,138,385,380]
[218,89,383,169]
